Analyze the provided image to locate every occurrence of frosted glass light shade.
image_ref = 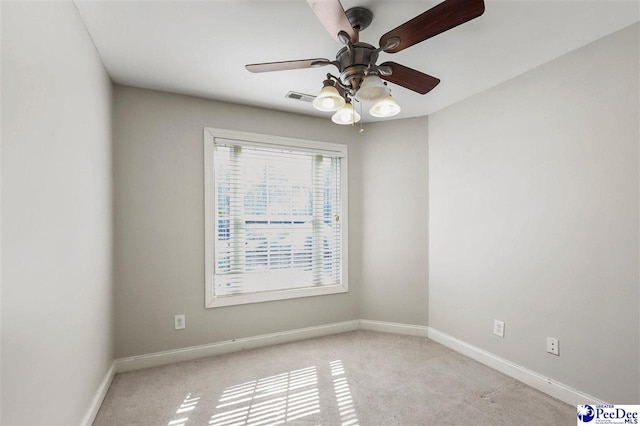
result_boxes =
[369,95,401,118]
[355,75,390,102]
[312,85,345,112]
[331,103,361,125]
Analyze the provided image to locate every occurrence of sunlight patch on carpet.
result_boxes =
[209,366,320,426]
[331,360,359,426]
[168,393,201,426]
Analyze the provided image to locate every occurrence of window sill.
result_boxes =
[206,284,348,308]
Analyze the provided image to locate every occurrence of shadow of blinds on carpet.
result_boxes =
[203,361,359,426]
[168,393,201,426]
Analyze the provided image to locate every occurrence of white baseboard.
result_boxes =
[99,319,606,417]
[115,320,360,373]
[426,327,607,406]
[81,361,116,426]
[359,319,429,337]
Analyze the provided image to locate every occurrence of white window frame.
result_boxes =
[204,127,348,308]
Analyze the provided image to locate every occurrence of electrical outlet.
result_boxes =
[174,314,185,330]
[493,320,505,338]
[547,337,559,356]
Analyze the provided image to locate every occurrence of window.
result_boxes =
[204,128,348,308]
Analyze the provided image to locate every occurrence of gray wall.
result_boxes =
[429,23,639,404]
[1,2,114,424]
[112,86,431,358]
[359,119,429,325]
[113,87,361,358]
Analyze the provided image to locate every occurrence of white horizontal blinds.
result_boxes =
[213,139,342,297]
[313,155,342,287]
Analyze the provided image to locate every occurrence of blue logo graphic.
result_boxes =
[578,405,595,423]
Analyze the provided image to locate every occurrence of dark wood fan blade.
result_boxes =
[307,0,357,43]
[379,62,440,94]
[379,0,484,53]
[246,59,331,73]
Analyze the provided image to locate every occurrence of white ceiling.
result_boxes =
[74,0,639,122]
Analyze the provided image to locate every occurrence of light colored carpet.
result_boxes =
[94,331,575,425]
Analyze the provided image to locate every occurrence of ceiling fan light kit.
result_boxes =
[312,79,346,112]
[370,95,401,118]
[246,0,485,126]
[331,101,361,125]
[355,74,390,102]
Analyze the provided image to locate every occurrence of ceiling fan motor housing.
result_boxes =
[336,42,379,93]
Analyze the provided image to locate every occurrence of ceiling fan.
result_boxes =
[246,0,485,124]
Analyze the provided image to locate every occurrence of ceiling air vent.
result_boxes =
[285,91,315,103]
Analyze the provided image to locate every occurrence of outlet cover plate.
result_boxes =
[175,314,185,330]
[547,337,559,355]
[493,320,505,338]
